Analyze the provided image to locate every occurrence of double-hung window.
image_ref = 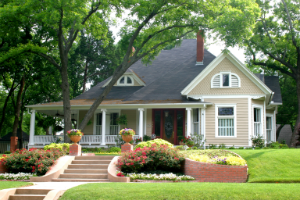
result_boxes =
[254,107,262,136]
[216,105,236,137]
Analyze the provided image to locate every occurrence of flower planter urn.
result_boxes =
[187,144,194,148]
[70,135,82,144]
[122,135,133,143]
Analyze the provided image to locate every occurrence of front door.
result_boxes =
[163,110,174,144]
[152,109,185,144]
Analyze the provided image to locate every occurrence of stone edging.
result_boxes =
[108,156,130,182]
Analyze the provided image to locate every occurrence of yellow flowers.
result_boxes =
[188,154,246,166]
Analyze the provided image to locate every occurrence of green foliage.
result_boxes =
[135,139,173,149]
[229,145,235,149]
[208,144,217,149]
[218,144,226,149]
[44,143,70,152]
[117,144,184,173]
[4,151,10,154]
[108,147,121,153]
[267,142,289,149]
[116,114,127,127]
[238,147,244,149]
[143,135,151,142]
[175,145,184,150]
[251,136,265,148]
[2,148,65,176]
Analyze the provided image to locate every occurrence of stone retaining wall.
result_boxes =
[184,158,248,183]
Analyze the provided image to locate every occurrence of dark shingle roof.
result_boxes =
[1,130,29,141]
[264,76,282,103]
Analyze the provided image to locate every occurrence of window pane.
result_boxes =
[120,77,125,84]
[96,113,102,125]
[127,77,132,84]
[254,108,261,122]
[218,118,234,136]
[154,110,161,136]
[223,74,229,86]
[110,113,118,125]
[218,107,234,115]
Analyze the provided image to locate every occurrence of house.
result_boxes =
[26,33,282,148]
[0,129,29,153]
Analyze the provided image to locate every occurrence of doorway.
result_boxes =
[152,109,185,144]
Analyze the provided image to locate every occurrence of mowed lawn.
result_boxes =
[231,149,300,183]
[60,182,300,200]
[0,181,33,190]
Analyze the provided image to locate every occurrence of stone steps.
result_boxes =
[52,155,114,182]
[9,189,52,200]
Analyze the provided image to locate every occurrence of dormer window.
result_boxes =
[211,72,240,88]
[118,75,134,86]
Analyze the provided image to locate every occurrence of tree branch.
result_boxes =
[252,60,295,79]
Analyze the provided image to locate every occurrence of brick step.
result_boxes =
[67,164,108,169]
[72,160,111,164]
[75,156,115,160]
[64,169,107,174]
[9,194,46,200]
[15,189,51,195]
[52,178,110,182]
[59,173,108,179]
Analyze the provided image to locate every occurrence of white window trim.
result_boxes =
[117,75,134,86]
[211,72,241,88]
[252,104,263,137]
[215,104,237,138]
[266,114,273,143]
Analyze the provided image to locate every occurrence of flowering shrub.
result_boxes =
[0,172,35,180]
[44,143,70,152]
[135,139,173,149]
[119,128,135,136]
[126,172,195,181]
[116,171,125,177]
[0,154,7,162]
[117,144,184,173]
[67,129,84,137]
[2,148,65,176]
[188,154,246,166]
[134,137,142,144]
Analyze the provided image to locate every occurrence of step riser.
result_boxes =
[68,164,108,169]
[60,174,108,179]
[75,156,115,160]
[72,160,111,164]
[52,178,110,182]
[9,195,46,200]
[15,189,51,195]
[64,169,107,174]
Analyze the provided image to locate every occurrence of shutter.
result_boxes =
[231,74,239,87]
[212,75,220,88]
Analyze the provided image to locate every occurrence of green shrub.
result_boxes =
[208,144,217,149]
[238,147,244,149]
[218,144,226,149]
[255,146,261,149]
[268,142,289,149]
[4,151,11,154]
[192,146,198,150]
[2,148,65,176]
[143,135,151,142]
[134,139,173,149]
[229,145,235,149]
[175,146,184,150]
[117,144,184,173]
[109,147,121,153]
[44,143,70,152]
[251,136,265,148]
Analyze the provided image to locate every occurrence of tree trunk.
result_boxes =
[276,124,284,141]
[82,59,88,93]
[290,75,300,147]
[18,110,24,149]
[11,75,25,152]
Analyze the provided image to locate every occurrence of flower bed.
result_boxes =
[0,173,35,181]
[1,148,65,176]
[126,172,195,182]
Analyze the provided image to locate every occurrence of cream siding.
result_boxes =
[266,109,275,114]
[188,58,265,95]
[120,110,137,130]
[205,98,249,146]
[79,110,94,135]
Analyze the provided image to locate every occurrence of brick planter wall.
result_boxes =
[184,158,248,183]
[0,162,7,173]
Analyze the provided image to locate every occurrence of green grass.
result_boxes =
[231,149,300,183]
[0,181,33,190]
[60,182,300,200]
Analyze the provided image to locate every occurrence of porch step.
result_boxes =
[64,169,107,174]
[9,189,52,200]
[75,156,115,160]
[59,173,108,179]
[67,164,108,169]
[52,178,110,182]
[72,160,111,164]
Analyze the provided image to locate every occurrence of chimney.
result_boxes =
[196,30,204,65]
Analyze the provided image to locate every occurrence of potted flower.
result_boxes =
[134,137,142,144]
[186,140,194,147]
[67,129,84,144]
[119,128,135,143]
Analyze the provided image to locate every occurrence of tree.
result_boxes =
[245,0,300,146]
[1,0,260,141]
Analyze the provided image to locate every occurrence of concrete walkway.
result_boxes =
[24,182,91,190]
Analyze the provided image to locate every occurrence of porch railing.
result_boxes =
[33,135,64,145]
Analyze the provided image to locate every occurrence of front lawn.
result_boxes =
[231,149,300,183]
[60,182,300,200]
[0,181,33,190]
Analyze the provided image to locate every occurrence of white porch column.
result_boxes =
[29,110,36,146]
[201,108,206,149]
[138,108,144,138]
[101,109,107,145]
[186,108,192,137]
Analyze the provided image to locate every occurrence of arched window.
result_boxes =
[211,72,240,88]
[118,76,134,86]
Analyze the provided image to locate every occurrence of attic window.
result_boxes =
[211,72,240,88]
[118,75,134,86]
